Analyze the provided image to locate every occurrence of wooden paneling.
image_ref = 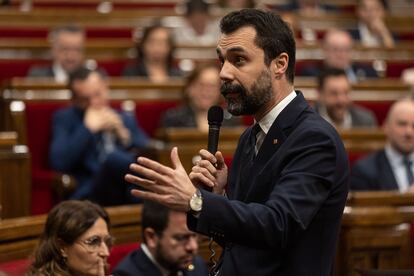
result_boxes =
[0,132,31,219]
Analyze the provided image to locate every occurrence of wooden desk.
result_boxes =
[0,131,31,219]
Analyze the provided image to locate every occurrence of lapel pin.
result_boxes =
[273,139,278,144]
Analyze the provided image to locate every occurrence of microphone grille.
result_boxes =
[208,106,224,124]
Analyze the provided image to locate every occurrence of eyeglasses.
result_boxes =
[77,235,114,253]
[172,233,198,245]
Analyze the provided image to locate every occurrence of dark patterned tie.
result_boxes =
[249,123,262,157]
[403,157,414,186]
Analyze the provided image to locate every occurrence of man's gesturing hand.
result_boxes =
[125,147,196,212]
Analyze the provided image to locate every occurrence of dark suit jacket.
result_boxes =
[350,149,399,191]
[122,62,182,77]
[27,65,55,77]
[112,247,208,276]
[188,92,349,275]
[160,105,241,128]
[300,63,378,80]
[49,106,149,200]
[313,103,378,128]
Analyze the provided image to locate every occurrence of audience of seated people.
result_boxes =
[351,97,414,191]
[160,63,241,132]
[113,200,208,276]
[351,0,395,48]
[49,67,149,205]
[27,25,86,83]
[300,28,379,82]
[172,0,220,47]
[123,23,182,81]
[313,67,378,129]
[28,200,112,275]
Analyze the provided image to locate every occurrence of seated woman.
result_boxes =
[160,63,241,132]
[28,200,112,276]
[122,23,182,82]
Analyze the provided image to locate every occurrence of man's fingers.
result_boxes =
[189,172,215,188]
[199,149,217,163]
[191,165,216,183]
[125,174,155,188]
[170,147,184,170]
[136,156,172,176]
[129,163,169,182]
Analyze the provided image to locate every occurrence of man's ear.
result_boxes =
[272,53,289,79]
[144,228,159,249]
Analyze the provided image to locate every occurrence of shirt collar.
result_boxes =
[256,90,297,134]
[52,62,68,83]
[385,144,414,166]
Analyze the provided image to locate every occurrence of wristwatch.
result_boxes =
[189,188,203,213]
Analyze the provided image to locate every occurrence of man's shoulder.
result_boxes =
[112,248,146,275]
[352,149,385,170]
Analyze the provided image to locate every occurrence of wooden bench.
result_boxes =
[0,131,31,219]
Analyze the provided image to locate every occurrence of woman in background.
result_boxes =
[122,23,182,82]
[28,200,112,276]
[160,63,241,132]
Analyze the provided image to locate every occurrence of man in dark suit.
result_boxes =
[314,67,378,129]
[113,200,208,276]
[351,98,414,191]
[125,9,349,275]
[49,67,149,205]
[27,25,85,83]
[300,28,379,82]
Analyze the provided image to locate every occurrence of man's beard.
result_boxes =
[220,69,273,116]
[154,243,191,272]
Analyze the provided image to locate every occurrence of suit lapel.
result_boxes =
[239,92,309,201]
[378,150,399,190]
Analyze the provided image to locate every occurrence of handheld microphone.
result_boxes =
[207,106,224,154]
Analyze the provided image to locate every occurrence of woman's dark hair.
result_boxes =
[28,200,110,275]
[220,9,296,83]
[137,23,175,68]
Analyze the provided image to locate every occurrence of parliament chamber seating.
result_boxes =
[1,76,406,215]
[1,78,183,214]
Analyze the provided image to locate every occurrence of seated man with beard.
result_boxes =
[313,67,378,129]
[113,200,208,276]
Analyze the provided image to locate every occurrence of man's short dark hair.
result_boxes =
[142,200,171,242]
[220,9,296,83]
[68,67,105,98]
[48,24,85,44]
[318,67,347,90]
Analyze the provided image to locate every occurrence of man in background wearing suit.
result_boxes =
[27,25,85,83]
[314,67,378,129]
[125,9,349,275]
[113,200,208,276]
[300,28,379,82]
[351,97,414,191]
[49,67,149,205]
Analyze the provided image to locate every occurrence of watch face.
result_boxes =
[190,196,202,212]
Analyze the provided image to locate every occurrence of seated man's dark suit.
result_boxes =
[27,65,55,78]
[49,106,149,204]
[160,105,241,128]
[112,247,208,276]
[300,63,378,81]
[350,149,399,191]
[188,92,349,275]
